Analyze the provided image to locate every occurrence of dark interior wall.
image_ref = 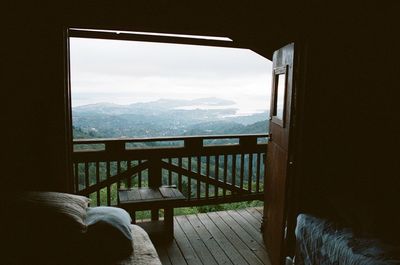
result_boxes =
[3,3,68,191]
[295,3,400,242]
[2,2,399,240]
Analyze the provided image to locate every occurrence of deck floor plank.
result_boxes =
[197,212,250,265]
[172,220,202,265]
[216,211,271,264]
[155,207,269,265]
[157,247,172,265]
[186,214,234,265]
[226,210,265,247]
[176,215,218,265]
[254,206,264,216]
[237,208,262,231]
[245,207,263,220]
[165,239,188,265]
[207,212,264,265]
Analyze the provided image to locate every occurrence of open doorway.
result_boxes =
[65,28,285,265]
[67,28,272,209]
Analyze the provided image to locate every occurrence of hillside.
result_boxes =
[72,98,269,139]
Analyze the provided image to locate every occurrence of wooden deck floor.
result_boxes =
[154,207,271,265]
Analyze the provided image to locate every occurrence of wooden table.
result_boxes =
[118,186,185,241]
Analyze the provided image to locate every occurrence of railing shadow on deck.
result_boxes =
[72,134,268,207]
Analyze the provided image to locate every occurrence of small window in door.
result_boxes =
[275,73,286,120]
[272,66,287,126]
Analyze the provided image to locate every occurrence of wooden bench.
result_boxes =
[118,186,185,242]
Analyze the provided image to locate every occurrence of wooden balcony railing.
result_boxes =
[72,134,268,207]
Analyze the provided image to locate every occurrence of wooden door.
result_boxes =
[263,43,296,265]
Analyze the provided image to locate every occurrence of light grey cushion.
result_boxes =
[85,206,134,262]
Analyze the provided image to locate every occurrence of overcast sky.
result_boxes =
[70,37,272,115]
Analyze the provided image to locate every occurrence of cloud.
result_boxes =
[70,37,272,112]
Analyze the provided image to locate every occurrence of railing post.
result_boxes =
[239,135,257,147]
[184,137,203,150]
[148,156,162,188]
[148,156,162,221]
[105,141,125,153]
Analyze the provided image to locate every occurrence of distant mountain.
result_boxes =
[239,120,268,134]
[183,121,245,135]
[73,97,237,115]
[225,112,269,125]
[72,98,269,139]
[73,102,128,114]
[184,120,268,135]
